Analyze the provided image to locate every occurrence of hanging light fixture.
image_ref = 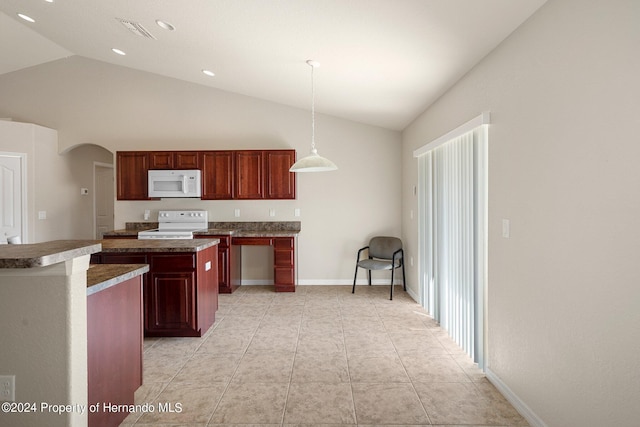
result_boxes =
[289,60,338,172]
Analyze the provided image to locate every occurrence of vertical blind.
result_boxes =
[415,114,488,368]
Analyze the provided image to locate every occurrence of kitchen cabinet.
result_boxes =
[234,150,264,199]
[234,150,296,200]
[87,270,143,427]
[274,237,295,291]
[201,151,234,199]
[116,149,296,200]
[116,151,149,200]
[265,150,296,199]
[150,151,201,169]
[92,245,218,337]
[196,234,241,293]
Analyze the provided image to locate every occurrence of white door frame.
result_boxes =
[0,151,28,243]
[93,161,114,239]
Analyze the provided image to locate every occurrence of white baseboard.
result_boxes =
[485,368,548,427]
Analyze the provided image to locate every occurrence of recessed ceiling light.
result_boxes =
[202,69,215,77]
[112,48,126,56]
[17,13,35,23]
[44,0,54,3]
[156,19,175,31]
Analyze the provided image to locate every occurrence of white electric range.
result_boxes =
[138,209,208,239]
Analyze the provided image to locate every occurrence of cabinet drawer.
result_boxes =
[274,250,294,266]
[274,238,294,249]
[232,237,273,246]
[150,254,196,271]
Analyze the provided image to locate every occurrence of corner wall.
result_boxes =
[401,0,640,425]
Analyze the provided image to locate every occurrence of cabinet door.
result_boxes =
[116,152,149,200]
[265,150,296,199]
[146,271,197,335]
[234,151,264,199]
[149,151,174,169]
[175,152,200,169]
[201,151,234,199]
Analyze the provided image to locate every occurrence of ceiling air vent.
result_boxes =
[116,18,156,39]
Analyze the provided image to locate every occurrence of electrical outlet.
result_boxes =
[0,375,15,402]
[294,208,300,217]
[269,208,276,217]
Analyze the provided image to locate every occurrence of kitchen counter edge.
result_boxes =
[87,264,149,296]
[99,238,220,252]
[0,240,102,269]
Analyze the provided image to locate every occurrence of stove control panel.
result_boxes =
[157,210,208,224]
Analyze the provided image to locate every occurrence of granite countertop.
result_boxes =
[99,238,220,253]
[0,240,102,269]
[87,264,149,296]
[103,221,301,238]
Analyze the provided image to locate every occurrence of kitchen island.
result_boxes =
[91,238,220,337]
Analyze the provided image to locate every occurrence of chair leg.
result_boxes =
[390,268,394,300]
[352,266,358,294]
[402,262,407,291]
[367,269,371,286]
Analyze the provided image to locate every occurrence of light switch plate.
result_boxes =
[0,375,15,402]
[234,209,240,218]
[502,219,510,238]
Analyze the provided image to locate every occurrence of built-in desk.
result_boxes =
[231,235,296,292]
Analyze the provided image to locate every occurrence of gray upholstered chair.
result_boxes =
[352,236,406,300]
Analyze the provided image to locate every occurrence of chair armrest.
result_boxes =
[392,248,404,265]
[356,246,370,261]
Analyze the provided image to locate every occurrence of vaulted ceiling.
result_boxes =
[0,0,546,130]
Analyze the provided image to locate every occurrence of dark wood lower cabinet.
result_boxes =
[92,246,218,337]
[87,275,143,427]
[197,235,241,294]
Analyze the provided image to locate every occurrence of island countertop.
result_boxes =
[0,240,102,268]
[99,238,220,253]
[86,264,149,296]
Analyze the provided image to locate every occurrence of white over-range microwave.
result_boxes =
[148,169,202,198]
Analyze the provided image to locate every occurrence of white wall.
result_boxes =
[0,56,402,282]
[0,121,113,242]
[402,0,640,425]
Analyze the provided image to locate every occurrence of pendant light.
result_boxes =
[289,60,338,172]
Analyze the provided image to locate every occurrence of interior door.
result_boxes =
[0,153,25,243]
[95,163,115,238]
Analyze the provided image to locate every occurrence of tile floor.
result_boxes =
[121,285,528,426]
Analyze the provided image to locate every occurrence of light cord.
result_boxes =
[310,62,316,152]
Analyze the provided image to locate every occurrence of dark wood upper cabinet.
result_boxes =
[116,151,149,200]
[149,151,174,169]
[201,151,234,200]
[175,152,200,169]
[265,150,296,199]
[117,149,296,201]
[150,151,200,169]
[234,151,265,199]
